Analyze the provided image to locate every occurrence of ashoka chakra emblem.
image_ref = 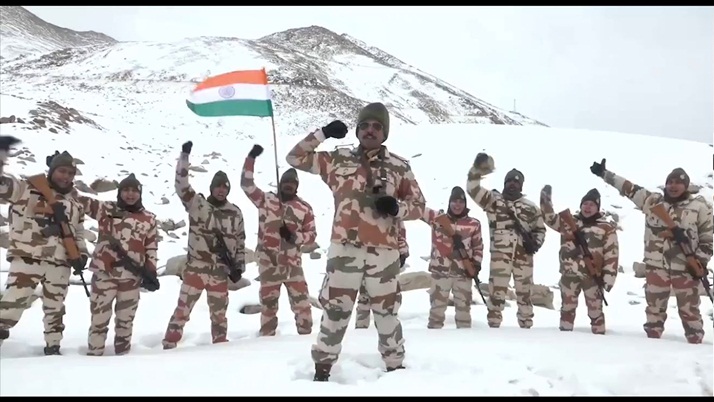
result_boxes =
[218,86,235,99]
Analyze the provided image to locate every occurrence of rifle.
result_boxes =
[558,209,609,306]
[505,208,539,255]
[26,174,90,297]
[434,214,488,305]
[649,203,713,303]
[212,229,242,283]
[106,238,160,292]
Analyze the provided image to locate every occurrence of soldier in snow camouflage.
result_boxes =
[241,144,318,336]
[421,186,484,329]
[75,173,160,356]
[162,141,246,349]
[591,159,713,343]
[286,102,426,381]
[540,186,619,334]
[355,220,408,329]
[467,153,546,329]
[0,143,91,355]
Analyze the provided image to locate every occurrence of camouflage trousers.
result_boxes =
[0,258,70,347]
[355,257,404,329]
[428,274,473,329]
[258,264,312,336]
[312,242,404,369]
[643,265,704,343]
[487,252,534,328]
[87,272,141,356]
[163,262,230,348]
[558,274,605,334]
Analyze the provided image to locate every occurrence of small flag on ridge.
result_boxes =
[186,68,273,117]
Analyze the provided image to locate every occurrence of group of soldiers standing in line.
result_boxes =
[0,101,710,383]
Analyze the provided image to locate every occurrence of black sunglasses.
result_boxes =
[358,121,383,131]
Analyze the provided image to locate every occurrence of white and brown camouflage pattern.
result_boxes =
[75,194,158,356]
[163,152,246,348]
[466,158,546,328]
[0,163,89,266]
[76,195,159,279]
[285,129,426,250]
[355,221,408,329]
[540,195,619,334]
[601,169,713,343]
[421,207,484,277]
[240,156,317,336]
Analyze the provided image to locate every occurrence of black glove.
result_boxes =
[474,152,490,167]
[590,158,606,177]
[70,255,88,276]
[452,234,465,250]
[279,223,295,243]
[140,270,160,292]
[248,144,263,159]
[0,136,21,152]
[473,260,482,274]
[374,196,399,217]
[321,120,348,139]
[45,150,60,167]
[671,226,688,245]
[228,268,242,283]
[51,202,67,223]
[399,254,407,268]
[182,141,193,154]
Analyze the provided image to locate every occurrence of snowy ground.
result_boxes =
[0,117,712,395]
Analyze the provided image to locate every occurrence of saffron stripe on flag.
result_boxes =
[194,69,268,91]
[186,99,274,117]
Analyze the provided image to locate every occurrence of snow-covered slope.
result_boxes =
[0,98,711,394]
[0,7,546,130]
[0,6,116,62]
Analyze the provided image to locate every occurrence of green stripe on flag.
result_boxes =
[186,99,274,117]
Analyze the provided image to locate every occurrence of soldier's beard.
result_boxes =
[280,190,296,202]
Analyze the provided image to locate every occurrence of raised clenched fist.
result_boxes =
[322,120,348,139]
[182,141,193,154]
[248,144,263,159]
[590,158,606,177]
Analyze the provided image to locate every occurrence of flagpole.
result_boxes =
[264,67,286,255]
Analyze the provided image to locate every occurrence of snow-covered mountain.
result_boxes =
[0,6,546,134]
[0,6,116,61]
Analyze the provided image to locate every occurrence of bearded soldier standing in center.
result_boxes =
[0,141,91,355]
[355,220,408,329]
[286,102,426,381]
[162,141,246,349]
[466,152,546,329]
[540,185,619,334]
[74,173,161,356]
[421,186,484,329]
[241,143,317,336]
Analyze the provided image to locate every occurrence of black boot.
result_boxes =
[313,363,331,382]
[44,345,61,356]
[386,365,405,372]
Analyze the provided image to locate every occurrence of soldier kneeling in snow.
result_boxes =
[74,173,160,356]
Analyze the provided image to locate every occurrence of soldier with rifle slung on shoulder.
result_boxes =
[162,140,246,350]
[591,158,713,344]
[73,173,160,356]
[0,137,90,355]
[540,185,619,334]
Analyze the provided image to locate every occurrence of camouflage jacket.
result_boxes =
[175,152,246,272]
[0,165,89,266]
[602,170,713,271]
[240,156,317,268]
[76,195,159,280]
[421,207,483,277]
[397,220,409,256]
[466,168,546,263]
[541,199,619,287]
[286,129,426,250]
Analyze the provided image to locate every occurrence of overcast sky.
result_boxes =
[24,6,714,143]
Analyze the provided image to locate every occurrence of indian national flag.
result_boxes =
[186,69,273,117]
